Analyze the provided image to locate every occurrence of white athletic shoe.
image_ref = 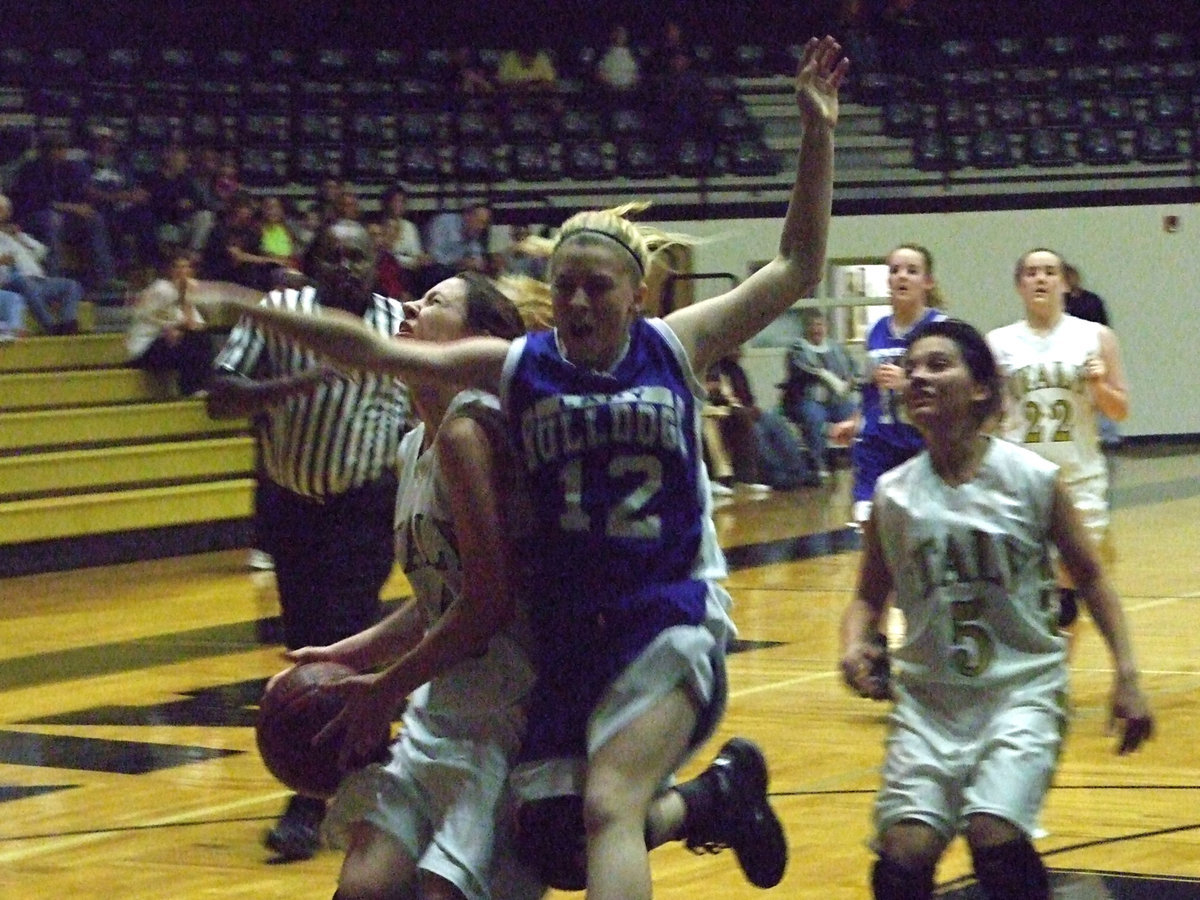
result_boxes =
[247,549,275,571]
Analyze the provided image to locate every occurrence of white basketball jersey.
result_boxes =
[874,438,1067,707]
[987,314,1106,484]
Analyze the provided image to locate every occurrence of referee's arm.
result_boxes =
[205,368,332,419]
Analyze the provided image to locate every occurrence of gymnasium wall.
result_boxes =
[668,200,1199,439]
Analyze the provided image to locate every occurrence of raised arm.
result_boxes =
[667,36,846,375]
[1049,479,1153,753]
[196,292,511,393]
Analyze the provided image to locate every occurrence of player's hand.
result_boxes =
[313,672,398,770]
[794,36,849,129]
[829,418,857,445]
[840,635,893,701]
[1109,674,1154,754]
[874,362,907,391]
[1082,353,1107,382]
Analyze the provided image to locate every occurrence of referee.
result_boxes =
[207,219,410,861]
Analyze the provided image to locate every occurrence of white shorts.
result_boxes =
[324,706,529,900]
[1063,471,1108,542]
[874,677,1067,842]
[510,585,734,802]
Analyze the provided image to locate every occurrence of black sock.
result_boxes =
[971,839,1050,900]
[871,856,934,900]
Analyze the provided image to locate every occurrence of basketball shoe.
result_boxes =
[678,737,788,888]
[264,793,324,861]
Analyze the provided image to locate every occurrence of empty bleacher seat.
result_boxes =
[347,146,400,182]
[239,147,291,187]
[727,138,779,177]
[1136,125,1186,163]
[559,108,603,141]
[913,131,950,171]
[293,145,344,182]
[1026,128,1070,166]
[938,38,977,71]
[456,144,500,183]
[1080,127,1128,165]
[1041,35,1079,66]
[991,96,1029,130]
[619,140,669,178]
[511,143,558,181]
[350,110,398,145]
[674,139,721,178]
[507,105,555,142]
[456,104,496,142]
[401,145,444,184]
[564,141,613,180]
[991,36,1029,67]
[883,99,922,137]
[1150,91,1191,124]
[1093,93,1135,128]
[1041,94,1083,128]
[970,129,1017,168]
[939,97,976,135]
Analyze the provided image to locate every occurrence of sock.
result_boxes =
[871,856,935,900]
[1058,588,1079,628]
[971,839,1050,900]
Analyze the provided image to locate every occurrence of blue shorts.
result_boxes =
[852,439,922,504]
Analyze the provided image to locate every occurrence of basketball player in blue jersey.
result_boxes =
[199,36,847,900]
[840,319,1152,900]
[830,243,946,528]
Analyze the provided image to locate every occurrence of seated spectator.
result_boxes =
[365,216,407,300]
[145,145,214,259]
[200,192,277,291]
[380,184,428,296]
[85,125,154,271]
[780,308,858,478]
[258,196,298,266]
[703,350,816,492]
[334,187,361,223]
[496,42,558,92]
[125,250,215,397]
[500,224,551,280]
[8,130,117,289]
[423,201,492,286]
[315,178,346,224]
[0,192,83,335]
[0,288,26,341]
[644,18,691,82]
[448,45,496,94]
[595,24,641,94]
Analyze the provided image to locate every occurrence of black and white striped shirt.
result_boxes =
[214,286,411,499]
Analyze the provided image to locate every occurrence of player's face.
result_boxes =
[887,248,934,313]
[903,335,987,431]
[1016,251,1065,318]
[550,240,643,371]
[399,278,470,343]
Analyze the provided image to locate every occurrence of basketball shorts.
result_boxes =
[324,695,530,900]
[852,438,921,504]
[510,583,735,803]
[874,674,1067,842]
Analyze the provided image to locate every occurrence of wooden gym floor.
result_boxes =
[1,443,1198,900]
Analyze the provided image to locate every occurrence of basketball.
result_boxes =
[255,662,389,799]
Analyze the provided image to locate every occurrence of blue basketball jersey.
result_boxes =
[500,318,711,632]
[859,308,945,455]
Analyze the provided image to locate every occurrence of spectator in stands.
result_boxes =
[703,350,817,492]
[316,178,346,224]
[334,187,362,223]
[424,200,492,285]
[85,126,154,272]
[501,224,551,281]
[380,184,428,296]
[595,24,641,94]
[365,215,408,300]
[448,45,496,94]
[201,191,279,291]
[781,307,859,479]
[8,130,118,290]
[644,18,693,81]
[125,249,215,397]
[145,145,214,260]
[0,192,83,335]
[258,196,298,268]
[0,288,24,341]
[496,40,558,92]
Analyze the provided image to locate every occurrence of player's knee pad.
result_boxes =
[514,796,588,891]
[970,838,1049,900]
[871,855,935,900]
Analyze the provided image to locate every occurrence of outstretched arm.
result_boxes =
[196,292,511,393]
[667,36,847,375]
[1049,479,1153,753]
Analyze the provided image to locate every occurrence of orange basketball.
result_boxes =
[255,662,388,799]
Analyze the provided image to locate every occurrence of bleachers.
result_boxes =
[0,333,255,576]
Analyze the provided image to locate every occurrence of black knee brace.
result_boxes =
[971,838,1050,900]
[514,796,588,891]
[871,855,935,900]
